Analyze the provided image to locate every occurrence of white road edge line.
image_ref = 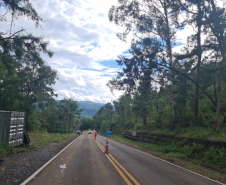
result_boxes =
[98,135,225,185]
[20,134,81,185]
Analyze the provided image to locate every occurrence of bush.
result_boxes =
[100,120,110,132]
[134,123,142,130]
[166,152,186,160]
[0,144,18,159]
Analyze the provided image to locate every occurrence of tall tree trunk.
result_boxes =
[195,3,202,120]
[65,117,67,133]
[64,108,67,133]
[143,117,147,125]
[25,93,29,127]
[213,72,217,103]
[214,72,222,130]
[163,0,175,116]
[209,0,225,130]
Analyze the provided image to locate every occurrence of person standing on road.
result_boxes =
[95,130,97,140]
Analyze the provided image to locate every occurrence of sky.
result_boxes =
[1,0,204,104]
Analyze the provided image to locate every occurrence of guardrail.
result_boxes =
[0,111,26,146]
[111,130,226,149]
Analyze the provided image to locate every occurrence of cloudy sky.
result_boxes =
[32,0,129,103]
[2,0,203,103]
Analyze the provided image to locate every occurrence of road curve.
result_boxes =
[97,135,223,185]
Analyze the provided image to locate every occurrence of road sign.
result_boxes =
[105,131,112,135]
[132,131,137,137]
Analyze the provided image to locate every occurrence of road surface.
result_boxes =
[22,132,223,185]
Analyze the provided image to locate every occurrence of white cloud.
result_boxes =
[0,0,203,103]
[0,0,129,103]
[54,67,123,103]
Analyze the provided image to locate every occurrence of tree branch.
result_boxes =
[0,29,25,41]
[148,61,217,108]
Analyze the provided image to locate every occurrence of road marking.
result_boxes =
[95,140,132,184]
[20,135,81,185]
[93,136,140,185]
[96,140,105,151]
[105,153,132,185]
[95,140,140,185]
[96,141,104,152]
[98,135,224,185]
[109,154,140,185]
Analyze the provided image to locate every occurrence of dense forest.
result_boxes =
[0,0,82,133]
[93,0,226,135]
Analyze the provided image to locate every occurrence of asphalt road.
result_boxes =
[97,135,222,185]
[22,132,223,185]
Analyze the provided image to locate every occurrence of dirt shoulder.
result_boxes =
[0,133,80,185]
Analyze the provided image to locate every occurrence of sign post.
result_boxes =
[131,131,137,137]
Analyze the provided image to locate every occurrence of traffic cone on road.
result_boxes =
[105,138,109,154]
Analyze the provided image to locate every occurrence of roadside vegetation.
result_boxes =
[106,134,226,183]
[29,131,78,150]
[92,0,226,140]
[0,131,78,159]
[0,1,90,163]
[141,127,226,142]
[109,135,226,172]
[0,1,83,134]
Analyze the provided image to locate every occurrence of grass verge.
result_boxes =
[106,134,226,184]
[29,131,78,150]
[0,145,19,160]
[0,131,78,159]
[137,126,226,142]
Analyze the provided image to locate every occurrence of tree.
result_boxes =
[113,95,132,128]
[80,117,94,130]
[58,98,83,133]
[175,0,226,130]
[109,0,183,115]
[0,0,42,41]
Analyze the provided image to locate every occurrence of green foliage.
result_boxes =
[108,134,226,171]
[100,120,110,131]
[134,123,142,131]
[0,131,78,158]
[103,0,226,133]
[80,117,95,130]
[58,98,82,133]
[0,144,19,159]
[93,95,134,131]
[0,0,84,134]
[29,131,78,150]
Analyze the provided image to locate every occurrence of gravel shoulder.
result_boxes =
[0,134,80,185]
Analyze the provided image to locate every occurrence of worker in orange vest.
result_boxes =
[94,130,97,140]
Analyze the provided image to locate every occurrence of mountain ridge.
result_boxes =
[55,100,104,117]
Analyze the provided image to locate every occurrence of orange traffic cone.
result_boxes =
[105,138,109,154]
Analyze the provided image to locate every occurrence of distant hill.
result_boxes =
[55,100,104,117]
[78,101,104,117]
